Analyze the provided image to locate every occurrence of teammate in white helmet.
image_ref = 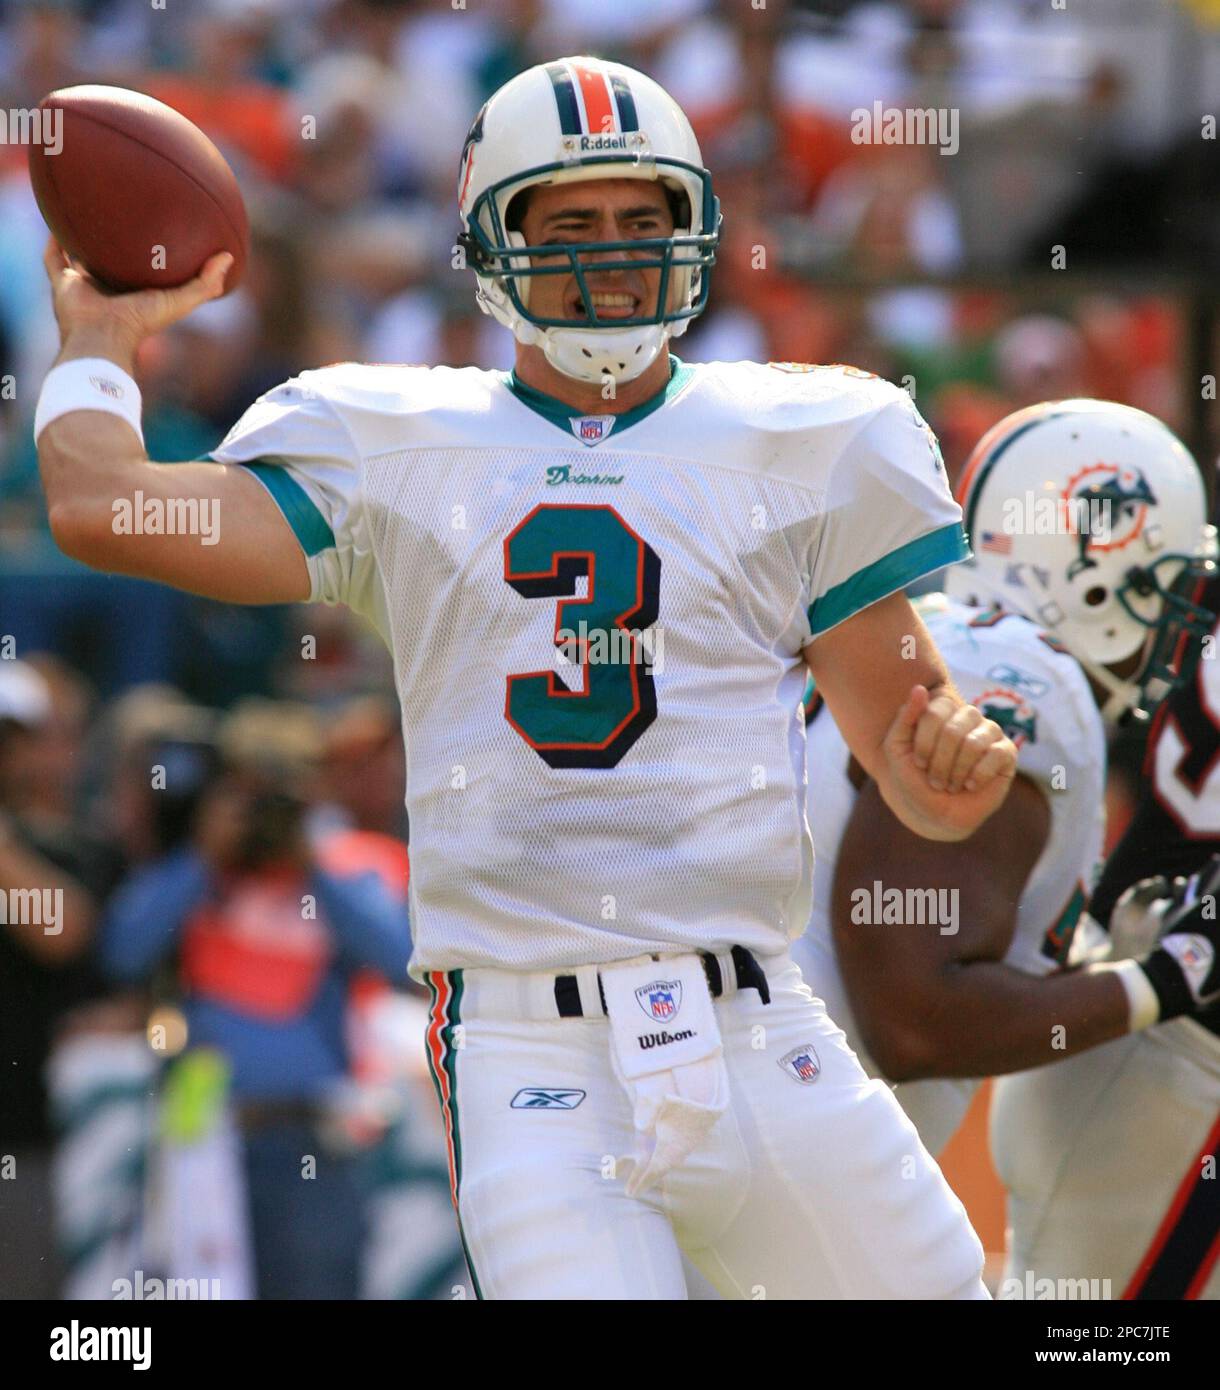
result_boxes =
[989,422,1220,1298]
[794,400,1218,1154]
[35,57,1017,1298]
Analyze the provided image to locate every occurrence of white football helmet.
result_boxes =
[946,399,1217,721]
[456,56,720,385]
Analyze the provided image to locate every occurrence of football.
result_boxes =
[28,84,248,295]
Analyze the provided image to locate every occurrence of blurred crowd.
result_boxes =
[0,0,1218,1298]
[0,0,1217,591]
[0,655,470,1298]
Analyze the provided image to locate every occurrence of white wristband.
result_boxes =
[1094,958,1161,1033]
[34,358,144,446]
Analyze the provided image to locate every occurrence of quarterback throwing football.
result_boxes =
[35,58,1016,1298]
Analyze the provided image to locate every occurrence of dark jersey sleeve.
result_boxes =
[1089,573,1220,1035]
[1093,573,1220,923]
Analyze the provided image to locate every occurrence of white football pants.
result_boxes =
[993,1017,1220,1300]
[422,952,987,1299]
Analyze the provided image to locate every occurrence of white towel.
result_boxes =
[599,955,730,1197]
[614,1052,730,1198]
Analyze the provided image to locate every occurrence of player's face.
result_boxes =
[518,178,678,325]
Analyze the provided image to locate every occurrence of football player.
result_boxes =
[792,400,1218,1156]
[35,58,1017,1299]
[993,560,1220,1299]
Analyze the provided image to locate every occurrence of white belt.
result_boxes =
[451,946,789,1022]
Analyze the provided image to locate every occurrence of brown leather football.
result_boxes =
[28,84,249,295]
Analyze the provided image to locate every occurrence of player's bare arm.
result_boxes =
[37,239,309,604]
[830,771,1132,1080]
[20,57,997,1302]
[805,591,1018,842]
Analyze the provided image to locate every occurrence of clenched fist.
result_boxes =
[882,684,1018,840]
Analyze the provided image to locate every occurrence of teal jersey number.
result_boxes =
[504,503,660,769]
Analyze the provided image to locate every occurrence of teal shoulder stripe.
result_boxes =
[236,459,335,557]
[808,522,970,636]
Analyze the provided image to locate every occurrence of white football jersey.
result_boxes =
[211,357,966,975]
[792,593,1108,1154]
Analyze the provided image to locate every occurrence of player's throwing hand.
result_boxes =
[43,236,232,370]
[882,683,1018,840]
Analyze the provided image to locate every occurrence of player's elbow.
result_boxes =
[859,1013,944,1083]
[47,497,118,569]
[46,497,87,558]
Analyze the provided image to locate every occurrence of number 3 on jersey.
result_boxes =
[504,504,660,769]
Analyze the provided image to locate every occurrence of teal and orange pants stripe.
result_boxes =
[424,968,484,1299]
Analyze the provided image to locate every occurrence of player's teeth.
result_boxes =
[591,294,634,307]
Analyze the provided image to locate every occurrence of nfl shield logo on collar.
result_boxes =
[779,1045,820,1083]
[635,979,681,1021]
[571,415,615,446]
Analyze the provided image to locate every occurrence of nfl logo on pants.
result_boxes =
[635,979,682,1021]
[780,1045,820,1083]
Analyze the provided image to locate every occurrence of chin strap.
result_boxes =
[537,323,671,386]
[1076,654,1168,725]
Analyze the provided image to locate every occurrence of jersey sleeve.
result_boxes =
[209,373,373,613]
[803,389,968,642]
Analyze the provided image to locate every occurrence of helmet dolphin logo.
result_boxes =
[1067,467,1156,580]
[951,401,1214,724]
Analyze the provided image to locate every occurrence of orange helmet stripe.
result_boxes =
[571,61,615,136]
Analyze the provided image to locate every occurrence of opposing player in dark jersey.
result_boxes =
[994,571,1220,1299]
